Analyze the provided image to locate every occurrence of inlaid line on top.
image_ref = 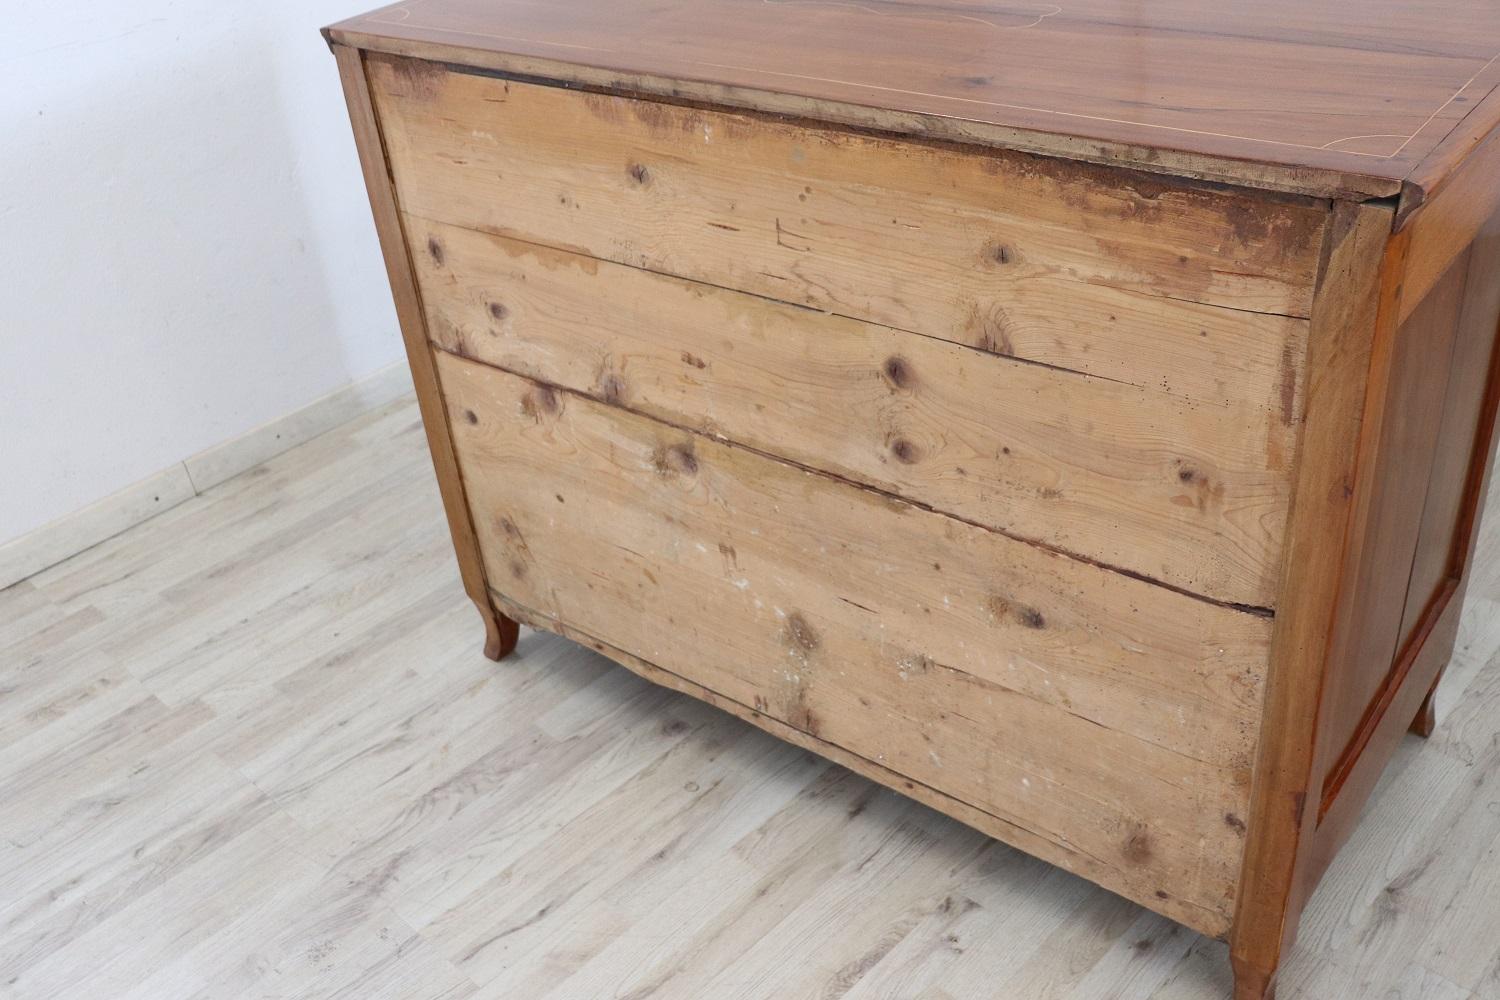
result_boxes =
[360,0,1500,162]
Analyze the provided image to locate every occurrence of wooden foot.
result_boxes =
[1231,955,1277,1000]
[476,601,520,661]
[1409,671,1443,738]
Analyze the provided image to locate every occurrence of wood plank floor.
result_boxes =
[3,396,1498,1000]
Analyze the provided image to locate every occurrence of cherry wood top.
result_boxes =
[328,0,1500,202]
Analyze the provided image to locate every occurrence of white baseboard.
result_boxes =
[183,361,414,493]
[0,465,199,592]
[0,361,414,591]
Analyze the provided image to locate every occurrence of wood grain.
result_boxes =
[333,43,517,660]
[434,348,1273,935]
[4,391,1499,999]
[326,0,1500,201]
[1399,124,1500,314]
[367,56,1328,363]
[1313,197,1500,876]
[410,217,1299,607]
[1399,222,1500,644]
[327,17,1500,995]
[1317,251,1471,789]
[1230,199,1395,998]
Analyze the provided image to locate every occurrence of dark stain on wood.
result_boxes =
[965,302,1016,356]
[988,242,1017,266]
[653,440,699,477]
[599,372,627,405]
[1173,462,1225,511]
[784,611,820,654]
[427,237,445,266]
[386,55,444,101]
[890,437,921,464]
[986,594,1047,631]
[883,355,915,390]
[787,703,821,738]
[520,385,560,420]
[1279,335,1301,427]
[1122,827,1154,865]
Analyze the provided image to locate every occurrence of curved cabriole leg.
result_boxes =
[1409,670,1444,738]
[1231,954,1277,1000]
[476,600,520,661]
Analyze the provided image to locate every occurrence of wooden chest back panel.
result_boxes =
[332,10,1500,988]
[366,55,1323,396]
[371,55,1320,609]
[434,349,1269,935]
[410,217,1296,607]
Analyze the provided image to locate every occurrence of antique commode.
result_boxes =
[325,3,1500,995]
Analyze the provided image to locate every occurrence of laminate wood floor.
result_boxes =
[3,396,1498,1000]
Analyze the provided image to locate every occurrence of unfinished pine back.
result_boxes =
[328,7,1500,994]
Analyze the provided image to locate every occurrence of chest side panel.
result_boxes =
[1320,199,1500,817]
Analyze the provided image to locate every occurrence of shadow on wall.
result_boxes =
[0,11,398,544]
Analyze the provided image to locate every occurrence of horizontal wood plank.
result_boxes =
[434,349,1273,935]
[369,54,1328,403]
[413,216,1298,607]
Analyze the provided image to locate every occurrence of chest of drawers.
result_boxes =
[326,4,1500,995]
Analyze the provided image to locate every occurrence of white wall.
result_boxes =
[1,0,402,545]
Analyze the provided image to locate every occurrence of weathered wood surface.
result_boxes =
[435,349,1272,934]
[334,43,517,659]
[368,54,1326,389]
[328,0,1500,202]
[326,22,1500,996]
[5,393,1499,999]
[1230,200,1396,996]
[411,217,1297,607]
[1230,147,1500,995]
